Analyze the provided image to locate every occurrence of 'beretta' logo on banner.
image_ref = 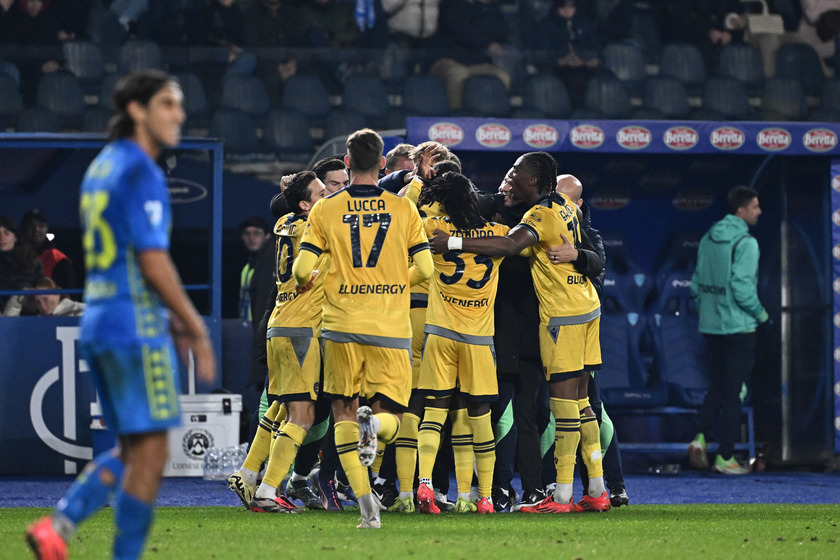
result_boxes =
[664,126,699,150]
[570,124,605,149]
[710,126,745,150]
[832,176,840,192]
[475,123,511,148]
[428,122,464,146]
[672,189,714,211]
[833,210,840,226]
[834,313,840,328]
[757,127,792,152]
[523,124,558,148]
[589,188,630,210]
[833,278,840,293]
[616,125,651,150]
[803,128,837,152]
[833,244,840,260]
[834,347,840,363]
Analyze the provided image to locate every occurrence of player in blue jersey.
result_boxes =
[26,70,216,560]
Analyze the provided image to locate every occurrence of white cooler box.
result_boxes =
[90,393,242,477]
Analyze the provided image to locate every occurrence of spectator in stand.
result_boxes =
[431,0,514,110]
[0,0,22,44]
[525,0,601,110]
[299,0,362,49]
[20,209,76,293]
[3,276,85,317]
[0,215,44,315]
[382,0,440,50]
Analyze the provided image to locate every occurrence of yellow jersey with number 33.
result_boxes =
[516,192,600,324]
[299,184,429,345]
[423,216,509,340]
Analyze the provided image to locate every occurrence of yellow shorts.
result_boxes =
[538,316,601,382]
[266,334,322,402]
[410,305,427,388]
[323,340,412,409]
[417,334,498,402]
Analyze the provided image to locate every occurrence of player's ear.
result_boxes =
[344,154,351,168]
[379,155,386,170]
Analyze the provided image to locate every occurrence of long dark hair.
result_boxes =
[106,70,178,140]
[419,172,484,232]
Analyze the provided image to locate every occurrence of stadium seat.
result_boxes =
[324,109,366,140]
[83,108,111,133]
[775,43,825,97]
[702,77,752,120]
[719,43,765,95]
[400,74,451,117]
[340,75,392,127]
[119,40,166,73]
[264,109,313,163]
[648,271,709,407]
[175,72,210,128]
[585,75,632,120]
[62,41,105,93]
[516,74,570,119]
[760,77,807,121]
[86,7,126,46]
[655,231,702,287]
[603,42,647,95]
[461,74,511,117]
[209,109,260,158]
[17,108,61,132]
[221,74,270,117]
[98,73,123,109]
[660,43,707,95]
[36,72,85,128]
[601,231,654,311]
[281,74,332,126]
[0,74,23,123]
[820,77,840,114]
[643,76,690,119]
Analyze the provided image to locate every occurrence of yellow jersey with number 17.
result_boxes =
[299,184,429,346]
[516,192,600,325]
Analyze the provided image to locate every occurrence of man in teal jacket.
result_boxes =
[688,185,768,475]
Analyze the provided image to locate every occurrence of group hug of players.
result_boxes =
[226,129,610,528]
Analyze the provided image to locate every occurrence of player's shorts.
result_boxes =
[81,337,182,435]
[323,339,412,410]
[409,304,428,388]
[539,316,602,382]
[267,331,322,403]
[417,333,498,402]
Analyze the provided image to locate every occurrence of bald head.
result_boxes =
[556,174,583,206]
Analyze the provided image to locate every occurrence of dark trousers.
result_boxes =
[491,374,517,489]
[699,332,756,459]
[511,359,546,495]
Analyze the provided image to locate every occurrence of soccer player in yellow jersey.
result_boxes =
[429,151,609,513]
[293,128,434,529]
[412,172,510,515]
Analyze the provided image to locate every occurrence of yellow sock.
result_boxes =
[375,412,401,444]
[334,421,371,497]
[243,401,280,472]
[262,422,307,489]
[394,412,420,494]
[371,441,386,476]
[450,408,473,494]
[578,398,603,479]
[469,411,495,498]
[417,407,448,481]
[276,403,288,430]
[549,398,580,485]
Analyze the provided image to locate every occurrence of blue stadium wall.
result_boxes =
[406,117,839,464]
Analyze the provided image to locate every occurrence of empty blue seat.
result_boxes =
[119,40,165,73]
[86,7,126,46]
[820,77,840,113]
[648,271,709,407]
[210,109,259,157]
[324,109,366,140]
[83,108,111,133]
[630,11,662,64]
[517,74,570,118]
[17,108,61,132]
[660,43,707,95]
[461,74,510,117]
[775,43,825,96]
[341,75,391,126]
[702,77,751,120]
[643,76,690,119]
[601,231,654,311]
[176,72,209,122]
[719,43,765,95]
[603,42,647,95]
[761,77,806,121]
[264,109,312,162]
[63,41,105,91]
[0,74,23,121]
[99,73,123,109]
[281,75,332,124]
[221,74,270,117]
[656,232,702,287]
[36,72,85,128]
[585,75,631,119]
[401,74,450,117]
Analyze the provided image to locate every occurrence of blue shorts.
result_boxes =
[81,338,182,435]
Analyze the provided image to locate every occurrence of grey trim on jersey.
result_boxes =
[322,329,411,349]
[424,324,495,346]
[411,293,429,304]
[267,327,315,339]
[547,307,602,327]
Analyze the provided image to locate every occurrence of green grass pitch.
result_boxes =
[3,505,840,559]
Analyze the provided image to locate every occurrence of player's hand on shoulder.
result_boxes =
[429,228,450,254]
[545,232,578,264]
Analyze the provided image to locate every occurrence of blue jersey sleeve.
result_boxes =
[126,160,170,252]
